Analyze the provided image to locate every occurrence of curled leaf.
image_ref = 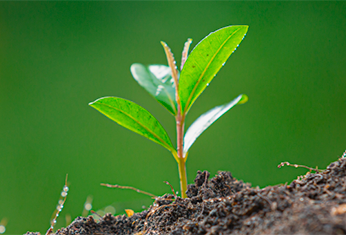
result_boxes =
[131,63,177,115]
[183,94,248,155]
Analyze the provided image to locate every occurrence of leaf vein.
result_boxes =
[98,101,173,151]
[184,27,242,113]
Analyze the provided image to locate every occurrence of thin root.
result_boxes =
[278,162,323,173]
[100,183,157,198]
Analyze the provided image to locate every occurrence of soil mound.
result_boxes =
[28,157,346,234]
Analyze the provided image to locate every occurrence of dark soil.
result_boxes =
[28,157,346,235]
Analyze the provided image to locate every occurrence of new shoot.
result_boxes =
[89,25,249,198]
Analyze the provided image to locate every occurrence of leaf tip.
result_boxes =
[160,41,167,47]
[238,94,248,104]
[88,97,109,107]
[241,25,249,35]
[130,63,140,76]
[130,63,139,69]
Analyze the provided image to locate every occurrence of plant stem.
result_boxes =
[172,64,187,198]
[177,153,187,198]
[161,41,188,198]
[175,78,187,198]
[176,113,187,198]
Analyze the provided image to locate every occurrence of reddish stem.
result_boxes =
[174,78,187,198]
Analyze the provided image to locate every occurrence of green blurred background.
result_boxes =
[0,1,345,234]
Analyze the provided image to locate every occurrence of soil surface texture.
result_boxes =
[28,157,346,234]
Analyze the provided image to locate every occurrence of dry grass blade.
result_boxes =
[278,161,323,173]
[91,210,103,220]
[46,174,69,235]
[164,181,177,198]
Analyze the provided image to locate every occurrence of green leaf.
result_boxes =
[179,25,249,114]
[130,63,177,115]
[89,97,175,152]
[183,94,248,155]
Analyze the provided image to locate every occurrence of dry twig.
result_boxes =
[100,183,157,198]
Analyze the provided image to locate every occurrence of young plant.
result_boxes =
[89,25,248,198]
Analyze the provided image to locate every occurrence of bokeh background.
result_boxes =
[0,1,345,234]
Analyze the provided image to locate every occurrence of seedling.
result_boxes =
[89,25,249,198]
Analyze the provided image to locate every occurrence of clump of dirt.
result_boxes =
[28,157,346,234]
